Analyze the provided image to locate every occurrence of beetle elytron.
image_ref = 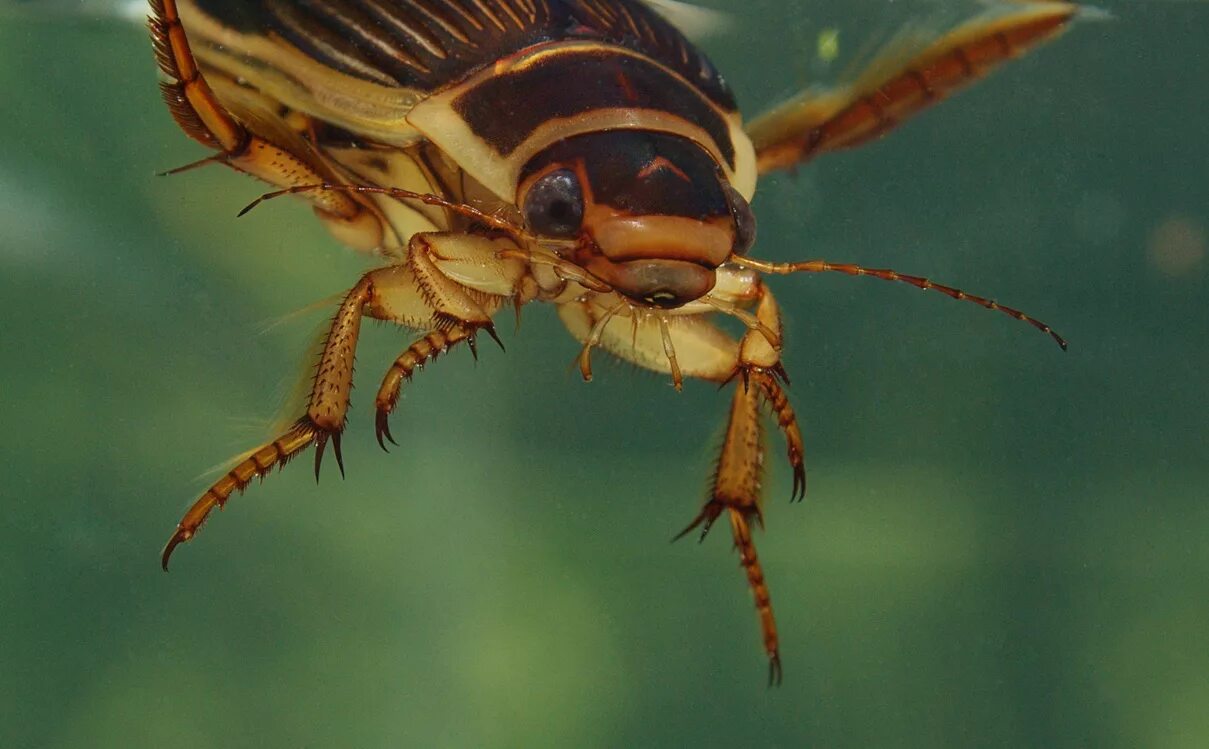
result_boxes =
[152,0,1083,682]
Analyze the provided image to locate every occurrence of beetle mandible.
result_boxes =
[151,0,1083,683]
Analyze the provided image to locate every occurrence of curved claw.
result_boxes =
[768,652,783,687]
[314,435,327,482]
[483,322,506,353]
[161,526,193,571]
[791,463,807,503]
[771,363,791,387]
[313,430,347,481]
[375,408,399,452]
[311,430,345,483]
[672,502,723,544]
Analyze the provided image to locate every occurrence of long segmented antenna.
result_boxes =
[734,256,1068,349]
[239,183,530,241]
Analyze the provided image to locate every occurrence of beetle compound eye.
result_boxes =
[524,169,585,238]
[725,185,757,256]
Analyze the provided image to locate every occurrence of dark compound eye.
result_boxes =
[524,169,585,238]
[725,185,757,255]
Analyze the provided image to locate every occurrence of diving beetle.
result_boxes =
[152,0,1084,682]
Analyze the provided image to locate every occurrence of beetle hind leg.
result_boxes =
[746,2,1084,174]
[148,0,374,229]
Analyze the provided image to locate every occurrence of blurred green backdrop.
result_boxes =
[1,1,1207,747]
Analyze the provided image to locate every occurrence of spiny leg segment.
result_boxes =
[755,373,806,503]
[675,370,797,686]
[375,325,476,450]
[162,232,520,570]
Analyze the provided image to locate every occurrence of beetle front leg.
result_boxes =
[692,274,806,498]
[683,283,805,684]
[373,326,474,450]
[732,284,805,500]
[372,232,530,447]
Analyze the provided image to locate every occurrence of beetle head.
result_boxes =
[517,131,755,309]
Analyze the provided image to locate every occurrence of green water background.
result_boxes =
[1,1,1207,746]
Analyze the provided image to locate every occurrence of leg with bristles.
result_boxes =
[757,374,807,502]
[161,276,375,569]
[559,285,805,680]
[162,234,524,569]
[373,231,529,445]
[374,326,474,450]
[729,283,805,499]
[676,372,783,685]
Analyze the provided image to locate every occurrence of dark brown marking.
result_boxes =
[189,0,738,109]
[453,48,736,168]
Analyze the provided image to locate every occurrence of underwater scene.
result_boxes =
[0,1,1206,746]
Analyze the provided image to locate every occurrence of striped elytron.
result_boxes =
[152,0,1084,682]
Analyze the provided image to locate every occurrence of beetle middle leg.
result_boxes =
[558,278,805,683]
[161,232,525,569]
[373,232,534,446]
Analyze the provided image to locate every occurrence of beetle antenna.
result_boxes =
[239,183,530,240]
[157,155,222,177]
[733,256,1067,350]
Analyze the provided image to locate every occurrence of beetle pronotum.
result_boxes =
[151,0,1085,683]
